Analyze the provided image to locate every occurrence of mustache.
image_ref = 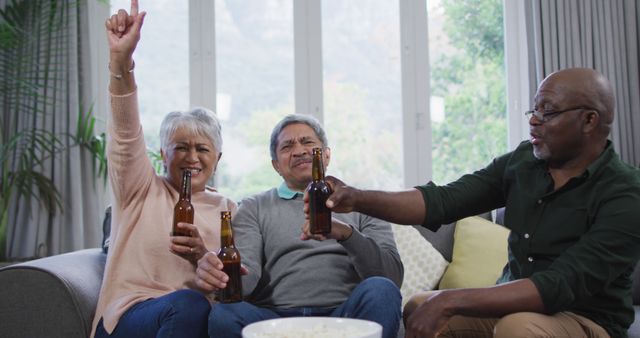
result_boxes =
[292,156,313,167]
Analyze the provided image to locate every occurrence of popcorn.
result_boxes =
[251,322,364,338]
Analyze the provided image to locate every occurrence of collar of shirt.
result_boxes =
[277,182,303,200]
[583,140,615,179]
[535,140,614,194]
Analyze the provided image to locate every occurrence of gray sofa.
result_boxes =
[0,248,105,337]
[0,213,639,338]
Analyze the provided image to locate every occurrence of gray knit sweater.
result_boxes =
[234,187,404,309]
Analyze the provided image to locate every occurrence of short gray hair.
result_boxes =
[270,114,328,160]
[159,107,223,153]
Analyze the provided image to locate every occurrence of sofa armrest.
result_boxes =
[0,248,106,338]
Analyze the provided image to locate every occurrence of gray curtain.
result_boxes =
[2,0,106,260]
[525,0,640,166]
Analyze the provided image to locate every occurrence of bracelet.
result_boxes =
[109,60,135,79]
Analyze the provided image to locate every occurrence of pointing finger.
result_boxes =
[130,0,139,16]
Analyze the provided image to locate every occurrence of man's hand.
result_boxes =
[404,280,546,338]
[303,176,360,218]
[324,176,361,212]
[405,291,455,338]
[194,251,249,293]
[300,218,353,242]
[170,222,208,264]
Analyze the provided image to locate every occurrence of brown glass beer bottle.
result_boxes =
[307,147,332,234]
[171,170,194,237]
[217,211,243,303]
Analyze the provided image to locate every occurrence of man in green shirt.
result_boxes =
[306,68,640,337]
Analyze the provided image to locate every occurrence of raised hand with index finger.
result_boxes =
[105,0,146,63]
[105,0,146,94]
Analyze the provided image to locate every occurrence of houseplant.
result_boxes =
[0,0,107,261]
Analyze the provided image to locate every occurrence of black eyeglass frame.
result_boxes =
[524,106,598,123]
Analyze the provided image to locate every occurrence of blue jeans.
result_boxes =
[95,289,210,338]
[208,276,401,338]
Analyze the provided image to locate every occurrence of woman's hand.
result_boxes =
[105,0,146,64]
[170,222,208,264]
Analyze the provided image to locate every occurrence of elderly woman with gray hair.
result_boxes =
[91,1,236,337]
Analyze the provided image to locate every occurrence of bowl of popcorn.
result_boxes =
[242,317,382,338]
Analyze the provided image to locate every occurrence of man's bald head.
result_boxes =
[539,68,615,133]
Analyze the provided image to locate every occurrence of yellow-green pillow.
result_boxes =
[438,216,509,289]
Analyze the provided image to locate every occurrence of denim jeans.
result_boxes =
[208,276,401,338]
[95,289,210,338]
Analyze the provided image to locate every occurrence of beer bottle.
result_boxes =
[217,211,243,303]
[307,147,332,234]
[171,170,194,237]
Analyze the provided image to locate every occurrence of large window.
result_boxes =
[110,0,189,152]
[214,0,294,200]
[427,0,507,183]
[322,0,403,190]
[107,0,506,201]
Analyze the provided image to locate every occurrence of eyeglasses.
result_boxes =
[524,106,597,123]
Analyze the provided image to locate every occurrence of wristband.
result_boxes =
[109,60,135,79]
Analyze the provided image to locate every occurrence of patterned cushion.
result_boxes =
[392,224,449,306]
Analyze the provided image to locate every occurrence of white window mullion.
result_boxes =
[87,1,110,130]
[294,0,324,122]
[400,0,431,188]
[189,0,216,111]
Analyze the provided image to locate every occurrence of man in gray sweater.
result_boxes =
[195,114,404,338]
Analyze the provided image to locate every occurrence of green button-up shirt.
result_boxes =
[416,140,640,337]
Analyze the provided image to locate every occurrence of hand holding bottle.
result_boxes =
[300,218,353,242]
[170,222,208,263]
[303,174,360,217]
[194,251,249,294]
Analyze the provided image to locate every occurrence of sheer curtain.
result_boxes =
[3,0,109,260]
[524,0,640,166]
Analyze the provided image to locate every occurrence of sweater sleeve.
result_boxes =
[232,197,264,295]
[107,90,156,206]
[339,214,404,287]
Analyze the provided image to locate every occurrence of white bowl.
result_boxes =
[241,317,382,338]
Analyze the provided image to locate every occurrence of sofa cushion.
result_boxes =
[413,212,493,262]
[392,224,449,305]
[414,223,456,262]
[438,216,509,289]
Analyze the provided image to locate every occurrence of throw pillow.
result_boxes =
[391,224,449,306]
[438,216,509,289]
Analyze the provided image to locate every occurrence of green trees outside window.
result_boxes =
[430,0,507,184]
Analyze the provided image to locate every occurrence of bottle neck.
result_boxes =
[180,171,192,200]
[220,218,235,247]
[312,151,325,181]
